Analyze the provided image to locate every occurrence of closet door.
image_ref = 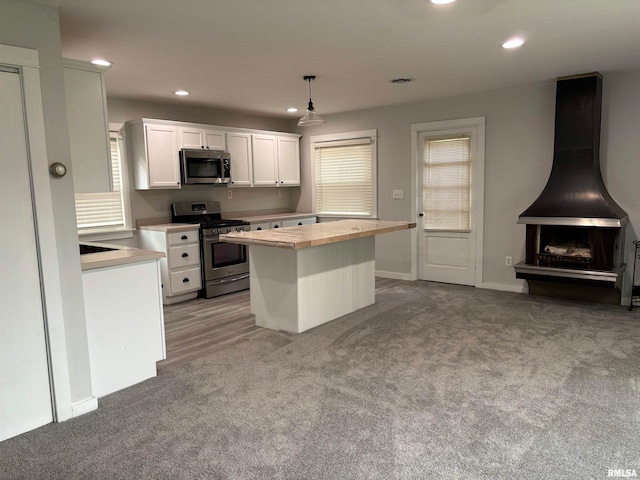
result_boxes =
[0,68,53,441]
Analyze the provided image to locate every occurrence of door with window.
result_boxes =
[415,118,485,286]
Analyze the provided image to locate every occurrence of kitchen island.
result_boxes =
[220,220,415,333]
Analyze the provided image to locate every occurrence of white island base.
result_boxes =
[250,236,375,333]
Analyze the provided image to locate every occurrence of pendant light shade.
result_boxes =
[298,75,325,127]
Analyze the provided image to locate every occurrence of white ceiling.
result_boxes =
[53,0,640,119]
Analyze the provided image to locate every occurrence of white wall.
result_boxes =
[601,71,640,299]
[293,73,639,294]
[0,0,93,404]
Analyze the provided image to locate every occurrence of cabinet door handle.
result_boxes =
[181,235,188,240]
[275,181,278,184]
[182,253,188,258]
[183,278,190,283]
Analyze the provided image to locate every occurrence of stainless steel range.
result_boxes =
[172,201,250,298]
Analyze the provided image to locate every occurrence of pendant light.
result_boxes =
[297,75,325,127]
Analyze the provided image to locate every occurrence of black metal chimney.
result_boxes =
[518,73,628,227]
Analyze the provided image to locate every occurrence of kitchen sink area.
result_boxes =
[79,243,117,255]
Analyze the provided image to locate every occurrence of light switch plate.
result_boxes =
[392,189,404,199]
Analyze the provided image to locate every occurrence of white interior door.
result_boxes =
[0,68,53,441]
[416,119,485,286]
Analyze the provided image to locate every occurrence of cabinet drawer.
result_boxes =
[168,244,200,267]
[282,217,316,227]
[169,267,201,295]
[168,230,198,245]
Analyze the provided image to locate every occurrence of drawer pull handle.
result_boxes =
[182,253,189,258]
[182,278,189,283]
[181,235,188,240]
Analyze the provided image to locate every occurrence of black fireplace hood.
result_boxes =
[518,73,628,227]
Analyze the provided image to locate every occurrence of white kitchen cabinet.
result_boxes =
[250,222,271,231]
[282,216,317,227]
[252,134,301,187]
[138,226,202,304]
[82,259,165,398]
[252,134,279,186]
[179,126,226,150]
[277,136,301,186]
[62,59,111,193]
[126,119,181,190]
[226,132,253,186]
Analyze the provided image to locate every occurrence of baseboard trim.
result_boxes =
[479,282,527,293]
[71,396,98,418]
[375,270,414,281]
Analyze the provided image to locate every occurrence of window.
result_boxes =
[75,131,131,236]
[422,135,470,230]
[311,130,377,217]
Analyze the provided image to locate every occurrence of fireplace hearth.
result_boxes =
[515,73,628,304]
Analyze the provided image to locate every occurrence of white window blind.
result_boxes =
[315,138,372,216]
[75,136,125,229]
[423,135,470,230]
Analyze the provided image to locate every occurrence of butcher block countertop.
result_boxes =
[220,219,416,250]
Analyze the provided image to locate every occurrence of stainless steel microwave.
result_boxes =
[180,149,231,185]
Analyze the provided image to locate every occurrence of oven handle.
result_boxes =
[211,273,250,284]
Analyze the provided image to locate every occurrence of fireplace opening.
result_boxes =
[525,225,620,272]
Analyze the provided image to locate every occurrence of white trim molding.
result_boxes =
[411,117,486,287]
[375,270,414,281]
[71,396,98,417]
[479,282,528,294]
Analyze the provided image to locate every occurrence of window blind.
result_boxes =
[75,137,125,229]
[315,138,372,216]
[423,136,470,230]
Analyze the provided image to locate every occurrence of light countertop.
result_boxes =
[220,219,416,250]
[137,223,199,232]
[80,242,165,271]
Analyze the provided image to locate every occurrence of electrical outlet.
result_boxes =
[227,190,232,200]
[505,256,513,267]
[392,189,404,199]
[279,188,282,197]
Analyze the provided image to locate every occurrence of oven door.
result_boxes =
[202,235,249,281]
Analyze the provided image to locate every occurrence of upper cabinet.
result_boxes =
[124,118,300,190]
[226,132,253,187]
[252,134,301,187]
[126,120,181,190]
[277,136,301,186]
[63,59,111,193]
[178,126,226,150]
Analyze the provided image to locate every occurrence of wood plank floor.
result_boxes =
[158,277,409,371]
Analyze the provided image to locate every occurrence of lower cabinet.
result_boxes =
[82,259,165,398]
[138,226,202,305]
[282,217,317,227]
[250,216,316,231]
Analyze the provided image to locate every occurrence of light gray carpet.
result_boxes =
[1,280,639,479]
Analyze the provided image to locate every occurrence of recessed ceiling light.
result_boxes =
[502,37,525,49]
[174,90,190,96]
[390,78,415,84]
[430,0,456,4]
[91,59,111,67]
[287,107,298,113]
